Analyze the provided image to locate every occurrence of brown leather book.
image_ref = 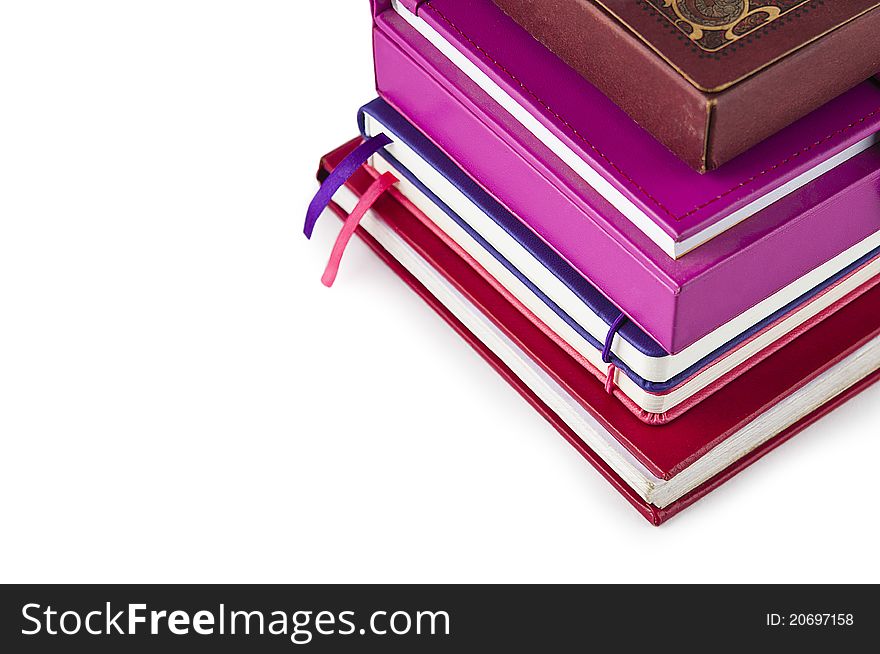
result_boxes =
[492,0,880,171]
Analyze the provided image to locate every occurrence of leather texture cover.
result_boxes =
[492,0,880,170]
[318,139,880,524]
[370,16,880,352]
[360,98,880,397]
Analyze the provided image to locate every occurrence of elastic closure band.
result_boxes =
[304,133,392,239]
[321,172,399,287]
[602,313,627,395]
[604,364,618,395]
[602,313,628,364]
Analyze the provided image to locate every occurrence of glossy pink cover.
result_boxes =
[319,139,880,525]
[371,7,880,353]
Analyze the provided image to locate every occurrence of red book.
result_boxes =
[316,139,880,524]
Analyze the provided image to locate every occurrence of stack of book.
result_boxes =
[305,0,880,524]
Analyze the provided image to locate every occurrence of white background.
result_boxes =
[1,1,878,583]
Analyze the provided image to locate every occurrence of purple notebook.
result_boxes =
[371,0,880,353]
[358,98,880,398]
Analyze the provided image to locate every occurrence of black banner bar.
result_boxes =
[1,585,876,651]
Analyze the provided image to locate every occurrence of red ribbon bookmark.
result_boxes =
[321,172,399,287]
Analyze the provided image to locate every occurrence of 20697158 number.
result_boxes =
[790,614,854,626]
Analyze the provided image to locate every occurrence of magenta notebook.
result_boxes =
[382,0,880,258]
[371,0,880,353]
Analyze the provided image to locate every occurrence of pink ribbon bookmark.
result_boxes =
[321,172,399,287]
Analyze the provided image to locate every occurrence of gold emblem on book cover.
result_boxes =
[650,1,812,51]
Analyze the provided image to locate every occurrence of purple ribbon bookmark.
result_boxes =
[304,133,393,239]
